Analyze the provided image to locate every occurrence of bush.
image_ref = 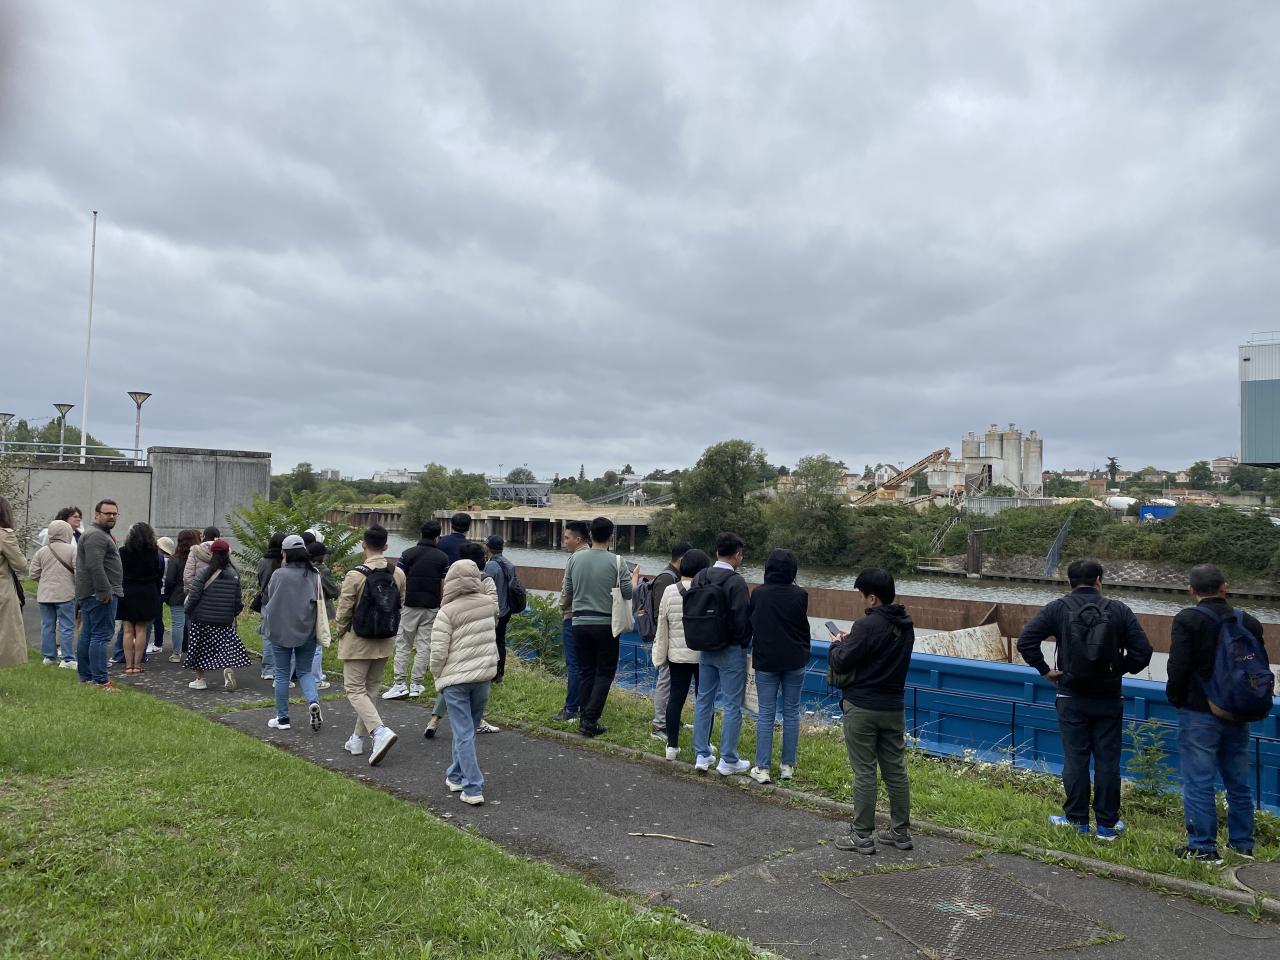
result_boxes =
[506,595,565,675]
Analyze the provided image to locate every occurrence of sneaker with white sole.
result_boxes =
[268,717,291,730]
[308,702,323,731]
[1095,821,1126,842]
[408,683,425,697]
[381,682,410,700]
[59,659,78,670]
[717,758,751,777]
[145,644,161,654]
[665,746,680,761]
[445,777,464,793]
[369,727,398,766]
[1049,815,1090,835]
[694,753,714,772]
[222,668,236,691]
[316,679,332,690]
[424,716,439,739]
[188,678,208,690]
[779,764,795,780]
[43,657,57,665]
[649,722,667,742]
[749,766,772,784]
[460,792,484,806]
[477,720,500,734]
[343,735,364,756]
[168,654,182,663]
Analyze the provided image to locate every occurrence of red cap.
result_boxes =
[209,538,230,554]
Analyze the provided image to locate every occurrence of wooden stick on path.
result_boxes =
[627,832,715,847]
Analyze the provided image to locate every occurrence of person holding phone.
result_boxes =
[747,549,810,784]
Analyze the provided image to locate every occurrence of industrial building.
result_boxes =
[927,424,1044,497]
[1240,336,1280,466]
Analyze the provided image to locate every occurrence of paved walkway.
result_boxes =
[21,608,1279,959]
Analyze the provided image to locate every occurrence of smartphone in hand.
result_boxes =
[825,621,841,637]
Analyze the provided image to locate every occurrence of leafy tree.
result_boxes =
[1228,464,1268,492]
[505,467,537,484]
[602,470,620,486]
[578,464,586,482]
[986,484,1018,498]
[227,491,362,579]
[371,493,398,504]
[401,463,452,534]
[1186,460,1213,489]
[764,454,850,564]
[1106,457,1120,485]
[449,469,490,506]
[1262,469,1280,501]
[3,418,123,460]
[647,440,769,553]
[621,464,634,476]
[1044,476,1084,497]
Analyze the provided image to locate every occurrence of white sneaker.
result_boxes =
[460,793,484,806]
[445,776,464,793]
[369,727,398,766]
[382,682,410,700]
[145,644,161,654]
[409,683,425,697]
[749,766,772,784]
[779,764,795,781]
[717,759,751,777]
[43,657,57,665]
[188,678,208,690]
[59,659,78,670]
[694,754,714,772]
[477,720,500,734]
[665,746,680,761]
[268,717,290,730]
[343,735,364,756]
[168,654,182,663]
[316,679,332,690]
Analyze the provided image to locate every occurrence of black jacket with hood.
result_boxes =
[829,604,916,711]
[749,550,811,673]
[401,538,450,609]
[1167,597,1265,714]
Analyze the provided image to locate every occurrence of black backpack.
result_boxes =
[681,570,734,651]
[496,556,527,615]
[352,564,402,639]
[1057,595,1121,686]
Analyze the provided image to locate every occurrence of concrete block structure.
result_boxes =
[1240,337,1280,466]
[928,424,1044,497]
[149,447,271,538]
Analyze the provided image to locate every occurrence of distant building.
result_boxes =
[1240,337,1280,465]
[317,468,342,481]
[873,464,900,486]
[933,424,1044,496]
[371,468,422,484]
[1211,455,1238,482]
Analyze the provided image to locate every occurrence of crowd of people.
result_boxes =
[0,492,1274,858]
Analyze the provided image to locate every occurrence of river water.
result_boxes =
[386,535,1280,623]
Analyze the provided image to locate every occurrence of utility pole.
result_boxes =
[79,210,98,464]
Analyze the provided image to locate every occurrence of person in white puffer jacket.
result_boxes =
[430,559,499,806]
[652,548,712,762]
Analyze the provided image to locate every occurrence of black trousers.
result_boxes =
[495,612,511,678]
[666,662,699,749]
[1056,695,1123,828]
[574,623,619,725]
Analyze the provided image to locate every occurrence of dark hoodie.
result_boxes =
[829,604,916,711]
[749,550,811,673]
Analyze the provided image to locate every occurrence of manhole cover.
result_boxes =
[1237,862,1280,897]
[828,864,1115,959]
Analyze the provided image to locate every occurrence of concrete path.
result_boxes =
[21,607,1280,959]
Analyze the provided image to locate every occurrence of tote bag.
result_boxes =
[610,555,632,637]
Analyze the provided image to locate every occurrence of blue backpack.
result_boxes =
[1191,607,1276,723]
[632,571,673,643]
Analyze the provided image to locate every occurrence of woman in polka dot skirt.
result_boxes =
[183,539,252,690]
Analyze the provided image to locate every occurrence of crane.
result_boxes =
[851,448,951,507]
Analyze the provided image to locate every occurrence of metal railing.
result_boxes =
[0,439,145,465]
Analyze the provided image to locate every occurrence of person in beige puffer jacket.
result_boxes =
[653,548,711,762]
[29,518,78,665]
[430,559,499,805]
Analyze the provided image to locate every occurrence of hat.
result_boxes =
[209,538,231,554]
[281,534,306,551]
[157,536,176,556]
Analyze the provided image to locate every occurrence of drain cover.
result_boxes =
[829,864,1114,959]
[1237,862,1280,898]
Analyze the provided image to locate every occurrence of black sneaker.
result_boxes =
[554,707,579,723]
[876,828,914,851]
[835,830,876,855]
[423,716,439,739]
[578,721,607,738]
[1228,846,1256,860]
[1175,846,1223,865]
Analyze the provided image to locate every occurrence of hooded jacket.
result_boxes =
[430,560,499,690]
[1167,597,1266,714]
[828,604,916,711]
[653,578,699,666]
[749,550,811,673]
[691,564,751,647]
[183,542,215,591]
[1016,588,1152,697]
[30,519,77,604]
[262,563,320,649]
[400,538,449,608]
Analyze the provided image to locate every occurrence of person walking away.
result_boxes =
[254,533,286,681]
[1167,564,1272,862]
[164,530,200,662]
[147,537,175,654]
[483,535,520,683]
[183,539,251,690]
[75,499,123,689]
[430,559,500,805]
[1017,559,1152,840]
[307,541,338,689]
[829,568,916,855]
[560,516,636,737]
[30,518,77,667]
[688,533,753,774]
[0,496,30,669]
[553,519,590,723]
[384,519,447,701]
[749,549,810,784]
[424,543,502,736]
[183,525,222,590]
[117,522,164,675]
[437,513,472,565]
[261,535,326,732]
[335,525,405,766]
[644,542,691,742]
[652,548,709,760]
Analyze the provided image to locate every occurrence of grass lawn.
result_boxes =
[0,663,757,960]
[231,598,1278,892]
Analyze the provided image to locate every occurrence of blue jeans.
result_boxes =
[443,681,491,798]
[170,604,186,656]
[270,641,320,722]
[40,601,76,661]
[1177,708,1255,853]
[754,667,805,768]
[693,645,748,764]
[77,596,117,684]
[562,620,581,713]
[312,644,325,681]
[259,620,275,677]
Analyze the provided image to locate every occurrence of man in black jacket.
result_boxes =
[1018,559,1151,841]
[691,533,753,776]
[647,541,690,741]
[437,513,472,566]
[383,520,449,700]
[830,568,915,855]
[1167,564,1264,861]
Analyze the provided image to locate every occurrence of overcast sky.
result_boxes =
[3,1,1277,479]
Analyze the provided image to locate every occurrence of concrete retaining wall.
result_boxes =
[11,461,153,537]
[148,447,271,539]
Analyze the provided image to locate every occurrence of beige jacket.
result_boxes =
[430,561,499,690]
[0,528,30,668]
[334,555,406,661]
[653,578,700,667]
[29,519,77,604]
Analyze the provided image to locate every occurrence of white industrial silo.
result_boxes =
[1023,430,1044,495]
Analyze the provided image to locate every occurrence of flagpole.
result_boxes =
[79,210,97,464]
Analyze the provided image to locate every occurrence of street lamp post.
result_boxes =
[80,210,98,464]
[53,404,75,462]
[0,413,12,456]
[127,392,151,465]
